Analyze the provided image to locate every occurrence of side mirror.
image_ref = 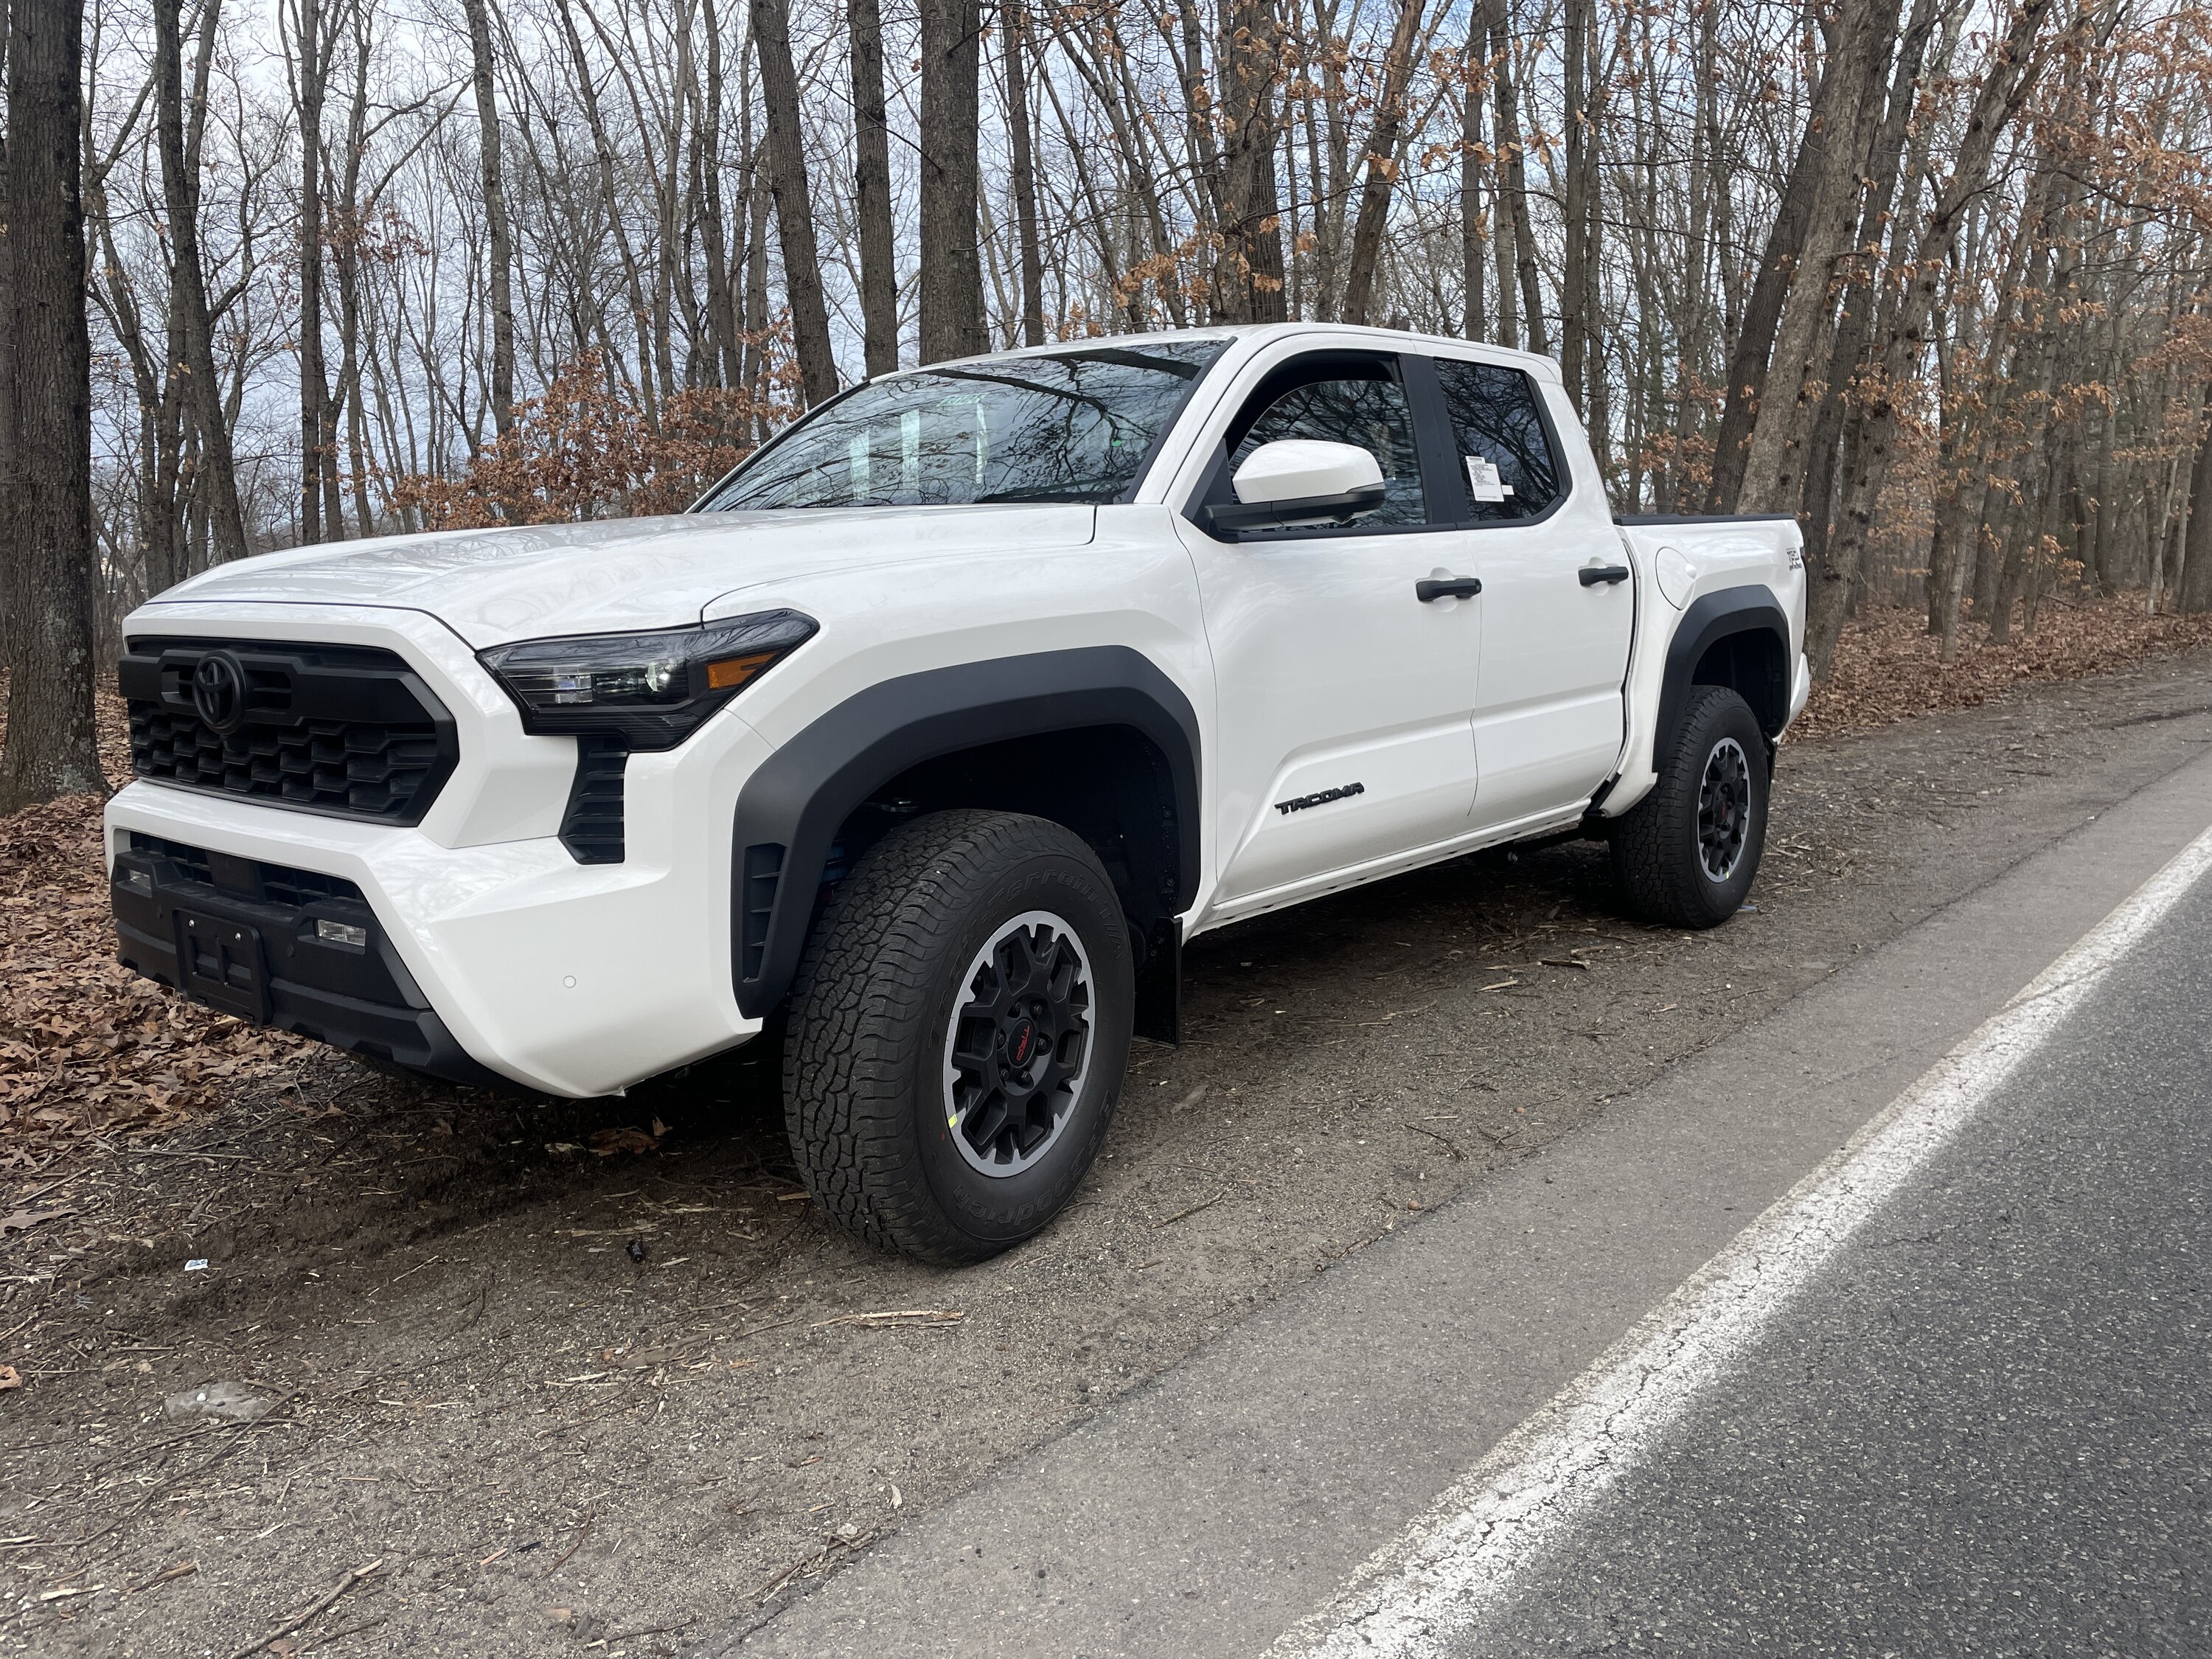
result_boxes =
[1204,439,1388,535]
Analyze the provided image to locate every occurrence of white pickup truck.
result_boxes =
[107,323,1807,1262]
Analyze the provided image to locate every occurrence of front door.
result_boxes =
[1425,355,1635,830]
[1180,352,1484,911]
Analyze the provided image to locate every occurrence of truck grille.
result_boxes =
[119,637,458,826]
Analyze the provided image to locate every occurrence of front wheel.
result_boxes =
[1610,685,1770,928]
[782,810,1134,1265]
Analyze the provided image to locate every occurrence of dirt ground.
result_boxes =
[5,645,2212,1657]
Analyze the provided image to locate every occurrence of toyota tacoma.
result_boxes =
[106,323,1807,1262]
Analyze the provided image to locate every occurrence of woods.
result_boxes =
[1,0,2211,806]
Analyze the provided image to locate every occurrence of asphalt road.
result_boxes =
[719,740,2212,1657]
[1427,865,2212,1658]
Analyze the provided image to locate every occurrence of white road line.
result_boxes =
[1273,819,2212,1659]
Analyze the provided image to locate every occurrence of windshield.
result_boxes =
[695,340,1228,511]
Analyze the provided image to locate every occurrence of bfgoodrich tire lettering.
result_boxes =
[1610,684,1770,928]
[782,809,1134,1264]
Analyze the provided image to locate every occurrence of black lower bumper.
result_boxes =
[111,832,507,1089]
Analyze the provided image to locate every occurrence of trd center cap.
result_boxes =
[1003,1017,1039,1071]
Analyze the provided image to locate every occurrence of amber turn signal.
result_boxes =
[705,650,779,691]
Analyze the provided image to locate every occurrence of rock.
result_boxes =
[163,1381,273,1423]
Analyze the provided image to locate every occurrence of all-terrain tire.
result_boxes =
[1610,685,1770,928]
[782,809,1135,1265]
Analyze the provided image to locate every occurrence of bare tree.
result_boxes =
[748,0,838,400]
[1338,0,1427,327]
[2,0,107,806]
[153,0,248,563]
[1214,0,1287,324]
[462,0,517,432]
[917,0,984,361]
[850,0,899,370]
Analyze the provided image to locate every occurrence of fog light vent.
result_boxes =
[316,919,369,947]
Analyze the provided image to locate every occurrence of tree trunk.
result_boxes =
[153,0,248,563]
[1559,0,1589,410]
[0,0,10,675]
[1707,42,1847,511]
[1214,0,1288,324]
[1,0,107,807]
[1798,0,1941,572]
[2180,439,2212,614]
[748,0,838,401]
[1487,0,1545,355]
[1484,0,1515,348]
[1735,0,1898,513]
[1004,0,1046,345]
[695,0,742,389]
[1339,0,1427,327]
[334,7,372,534]
[461,0,515,433]
[917,0,986,361]
[852,0,900,370]
[1458,10,1483,340]
[296,0,327,540]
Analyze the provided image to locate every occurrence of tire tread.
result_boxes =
[782,810,1122,1264]
[1611,684,1769,929]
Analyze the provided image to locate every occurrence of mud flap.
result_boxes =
[1133,916,1181,1046]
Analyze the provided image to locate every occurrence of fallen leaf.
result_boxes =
[0,1207,73,1236]
[0,1366,21,1391]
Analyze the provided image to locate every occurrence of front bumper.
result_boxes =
[106,602,784,1096]
[113,834,500,1087]
[106,766,771,1097]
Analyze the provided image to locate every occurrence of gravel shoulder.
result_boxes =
[4,649,2211,1657]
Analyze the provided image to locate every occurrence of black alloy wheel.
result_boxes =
[1697,737,1753,883]
[944,913,1095,1177]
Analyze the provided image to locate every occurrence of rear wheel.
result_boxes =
[782,809,1134,1264]
[1610,684,1770,928]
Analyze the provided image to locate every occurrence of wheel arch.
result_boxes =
[730,647,1200,1024]
[1655,586,1791,768]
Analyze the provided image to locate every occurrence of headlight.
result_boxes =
[479,610,817,749]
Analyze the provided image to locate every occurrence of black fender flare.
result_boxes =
[729,646,1202,1018]
[1653,585,1792,768]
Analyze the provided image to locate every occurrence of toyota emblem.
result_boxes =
[190,653,248,732]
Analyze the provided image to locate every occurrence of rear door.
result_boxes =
[1425,356,1634,830]
[1179,349,1484,911]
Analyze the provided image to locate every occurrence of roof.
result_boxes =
[906,321,1565,384]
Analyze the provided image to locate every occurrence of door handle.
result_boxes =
[1416,577,1483,602]
[1579,564,1632,586]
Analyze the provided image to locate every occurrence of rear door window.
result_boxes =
[1430,358,1564,524]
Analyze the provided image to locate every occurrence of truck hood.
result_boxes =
[139,505,1098,646]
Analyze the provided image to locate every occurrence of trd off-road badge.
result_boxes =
[1275,782,1366,816]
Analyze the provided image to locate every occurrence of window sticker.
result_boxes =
[1466,455,1512,504]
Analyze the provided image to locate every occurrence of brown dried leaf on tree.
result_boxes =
[386,346,801,531]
